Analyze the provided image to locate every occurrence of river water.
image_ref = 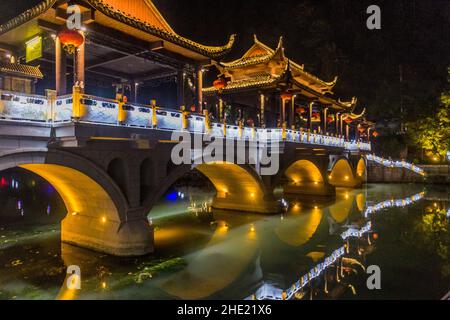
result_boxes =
[0,169,449,300]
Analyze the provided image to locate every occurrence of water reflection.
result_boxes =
[0,175,449,299]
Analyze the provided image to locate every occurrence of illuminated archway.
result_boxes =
[356,158,367,183]
[0,150,153,256]
[144,161,279,214]
[195,162,278,213]
[329,159,360,188]
[283,160,334,196]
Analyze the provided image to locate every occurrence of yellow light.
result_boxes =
[344,176,349,180]
[72,212,78,216]
[101,282,107,289]
[328,175,332,179]
[314,181,319,185]
[250,225,255,232]
[101,216,107,223]
[345,193,349,200]
[250,193,255,198]
[314,206,318,209]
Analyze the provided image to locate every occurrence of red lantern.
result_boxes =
[372,131,380,138]
[58,29,84,54]
[327,116,334,124]
[281,91,293,101]
[312,112,320,120]
[296,107,306,114]
[213,78,227,90]
[344,118,353,125]
[373,233,379,240]
[359,127,366,133]
[190,105,197,112]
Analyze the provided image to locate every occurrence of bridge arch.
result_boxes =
[356,158,368,183]
[143,161,279,214]
[279,159,335,197]
[329,158,361,188]
[0,149,153,256]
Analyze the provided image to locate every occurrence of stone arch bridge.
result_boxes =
[0,121,368,256]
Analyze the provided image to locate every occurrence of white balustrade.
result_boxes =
[0,90,372,152]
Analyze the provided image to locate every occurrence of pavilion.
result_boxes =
[0,0,235,111]
[203,36,367,139]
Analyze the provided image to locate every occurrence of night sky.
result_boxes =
[1,0,449,121]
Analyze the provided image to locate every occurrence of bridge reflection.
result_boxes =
[1,181,435,300]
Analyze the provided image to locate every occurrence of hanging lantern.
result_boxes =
[58,29,84,54]
[281,91,293,101]
[312,112,320,121]
[372,131,379,138]
[344,118,353,125]
[373,233,379,240]
[359,127,366,133]
[213,78,227,90]
[190,105,197,112]
[327,116,334,124]
[296,107,306,114]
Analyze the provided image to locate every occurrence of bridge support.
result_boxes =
[284,182,335,197]
[61,214,153,257]
[212,194,280,213]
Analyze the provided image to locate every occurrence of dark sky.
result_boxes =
[1,0,449,120]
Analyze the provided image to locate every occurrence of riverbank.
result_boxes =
[368,163,450,184]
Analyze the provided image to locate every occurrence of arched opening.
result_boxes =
[283,160,334,197]
[195,162,278,213]
[107,158,128,202]
[0,151,153,257]
[356,158,367,183]
[329,159,359,188]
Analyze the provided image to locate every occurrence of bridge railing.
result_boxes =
[0,90,371,151]
[366,154,425,175]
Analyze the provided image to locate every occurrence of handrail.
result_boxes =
[366,154,425,175]
[0,90,372,152]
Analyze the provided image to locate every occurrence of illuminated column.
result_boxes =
[177,71,185,108]
[335,112,339,135]
[259,93,265,127]
[289,96,295,127]
[197,67,203,114]
[345,124,350,140]
[280,96,286,124]
[55,36,67,95]
[340,115,344,137]
[322,107,328,134]
[308,101,314,131]
[218,98,224,122]
[76,38,85,92]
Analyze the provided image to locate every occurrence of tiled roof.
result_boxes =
[203,73,280,94]
[0,0,235,59]
[0,61,43,79]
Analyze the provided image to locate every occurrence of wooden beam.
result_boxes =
[86,52,129,70]
[149,40,164,51]
[86,23,197,69]
[55,7,95,24]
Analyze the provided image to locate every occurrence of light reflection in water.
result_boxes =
[0,182,448,300]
